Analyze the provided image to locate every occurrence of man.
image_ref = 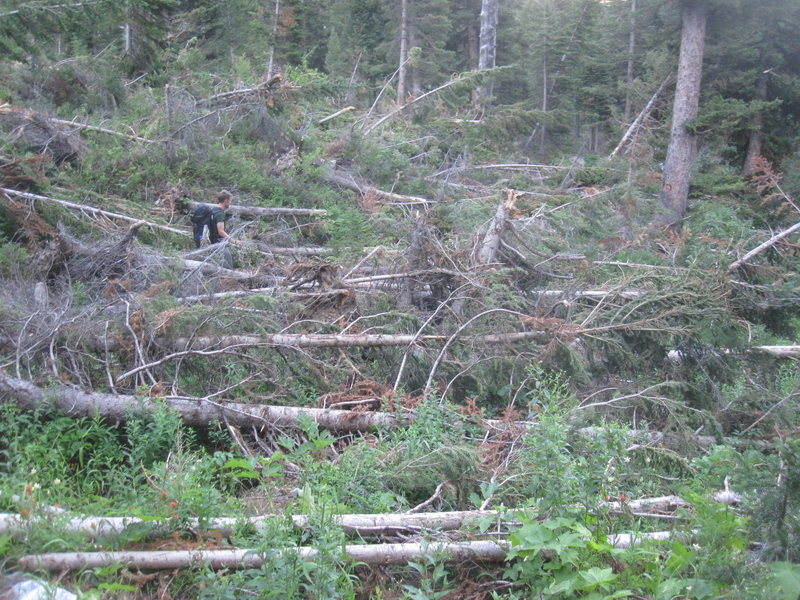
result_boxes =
[191,190,242,247]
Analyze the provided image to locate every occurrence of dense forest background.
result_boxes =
[2,0,800,598]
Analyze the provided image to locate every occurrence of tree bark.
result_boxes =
[187,201,326,218]
[0,372,405,432]
[623,0,638,122]
[742,67,768,176]
[657,0,707,226]
[0,509,502,540]
[17,541,511,572]
[476,0,499,103]
[476,190,518,265]
[398,0,409,105]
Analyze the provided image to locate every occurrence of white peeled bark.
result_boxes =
[18,540,512,572]
[0,372,405,432]
[0,509,503,540]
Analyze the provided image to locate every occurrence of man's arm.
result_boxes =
[215,220,240,244]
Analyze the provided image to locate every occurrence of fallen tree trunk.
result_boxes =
[187,201,326,218]
[0,372,406,432]
[325,170,432,205]
[0,509,502,540]
[0,374,772,452]
[17,527,690,572]
[752,345,800,357]
[181,258,259,280]
[0,187,187,236]
[18,540,511,572]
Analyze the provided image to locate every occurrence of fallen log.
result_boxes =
[0,374,773,452]
[0,509,502,540]
[17,540,511,572]
[17,527,691,572]
[187,201,326,218]
[751,345,800,357]
[325,170,432,205]
[0,372,406,432]
[0,187,187,236]
[181,258,259,281]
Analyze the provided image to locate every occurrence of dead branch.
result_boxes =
[49,117,155,144]
[609,74,672,158]
[362,74,470,135]
[197,75,283,105]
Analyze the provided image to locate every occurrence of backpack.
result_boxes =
[190,204,214,247]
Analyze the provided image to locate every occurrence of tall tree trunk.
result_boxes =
[398,0,409,105]
[742,67,768,176]
[657,0,707,226]
[476,0,499,104]
[624,0,637,122]
[266,0,280,80]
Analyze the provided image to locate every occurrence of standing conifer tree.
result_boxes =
[658,0,707,226]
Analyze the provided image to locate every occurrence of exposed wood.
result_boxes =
[17,540,512,572]
[0,509,503,540]
[318,106,356,125]
[0,372,406,432]
[726,221,800,272]
[0,187,188,236]
[477,190,519,265]
[182,259,259,280]
[752,345,800,358]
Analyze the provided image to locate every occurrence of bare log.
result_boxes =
[0,372,405,432]
[0,510,502,540]
[17,540,511,572]
[0,187,187,236]
[187,201,326,218]
[168,330,551,353]
[751,345,800,358]
[325,170,432,205]
[182,259,259,281]
[727,220,800,272]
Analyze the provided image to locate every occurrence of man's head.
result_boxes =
[215,189,233,209]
